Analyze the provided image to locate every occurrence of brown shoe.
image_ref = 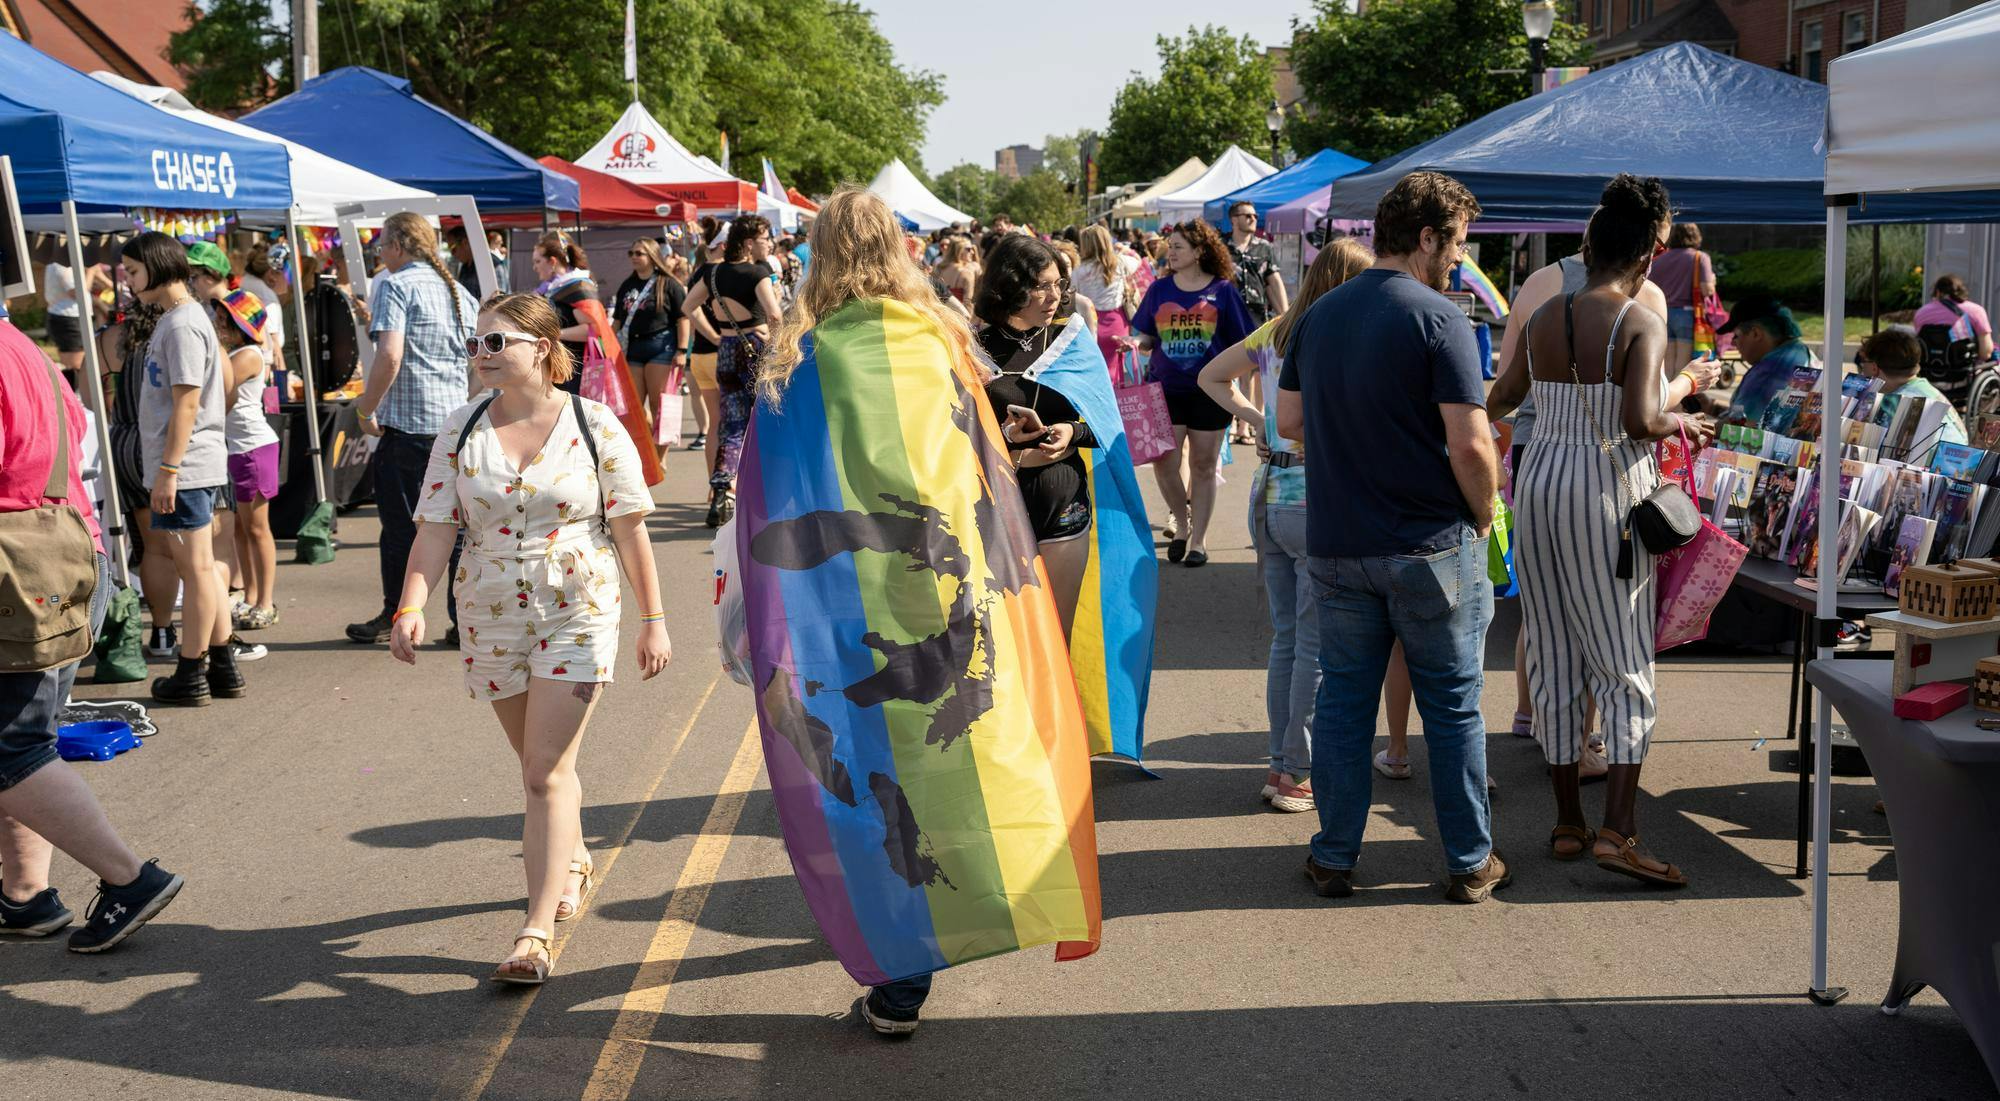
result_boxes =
[1302,856,1354,898]
[1445,851,1513,903]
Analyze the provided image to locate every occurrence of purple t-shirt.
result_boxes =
[1132,274,1254,393]
[1913,299,1992,341]
[1647,248,1713,309]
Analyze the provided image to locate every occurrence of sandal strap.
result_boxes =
[1550,825,1594,841]
[517,927,552,944]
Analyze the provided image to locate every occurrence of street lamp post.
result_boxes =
[1265,99,1284,168]
[1522,0,1556,98]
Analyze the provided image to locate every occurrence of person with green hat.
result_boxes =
[1718,292,1820,425]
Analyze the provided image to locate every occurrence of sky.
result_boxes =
[862,1,1306,174]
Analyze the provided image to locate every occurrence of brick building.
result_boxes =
[995,144,1044,181]
[1579,0,1976,77]
[1,0,187,89]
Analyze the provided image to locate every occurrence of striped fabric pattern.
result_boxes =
[1514,302,1661,767]
[736,298,1101,986]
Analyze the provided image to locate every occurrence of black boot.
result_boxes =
[151,655,211,707]
[205,644,245,699]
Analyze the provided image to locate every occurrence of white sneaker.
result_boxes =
[1373,751,1413,780]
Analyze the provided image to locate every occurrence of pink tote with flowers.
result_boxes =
[1654,430,1747,650]
[1114,350,1176,467]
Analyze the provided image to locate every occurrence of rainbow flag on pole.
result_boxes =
[1011,316,1157,763]
[737,298,1102,986]
[1454,257,1511,319]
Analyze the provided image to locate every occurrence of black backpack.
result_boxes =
[1917,299,1980,399]
[304,282,360,389]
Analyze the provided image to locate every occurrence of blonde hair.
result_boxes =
[1078,225,1122,284]
[760,189,976,406]
[628,238,673,311]
[1273,236,1373,358]
[1049,240,1080,277]
[479,292,575,386]
[382,211,465,336]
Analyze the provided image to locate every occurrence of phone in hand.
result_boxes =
[1004,404,1047,441]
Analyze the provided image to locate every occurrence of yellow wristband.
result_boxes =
[393,605,423,620]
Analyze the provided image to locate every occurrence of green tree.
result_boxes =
[1098,26,1274,185]
[1039,129,1097,188]
[992,171,1081,234]
[172,0,939,196]
[1287,0,1592,162]
[934,163,1002,222]
[167,0,288,112]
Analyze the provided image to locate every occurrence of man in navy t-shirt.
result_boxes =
[1277,170,1505,903]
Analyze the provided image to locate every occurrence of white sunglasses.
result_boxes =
[465,330,537,357]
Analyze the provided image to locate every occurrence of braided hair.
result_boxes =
[381,212,467,340]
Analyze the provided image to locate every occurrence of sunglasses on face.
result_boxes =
[465,330,536,357]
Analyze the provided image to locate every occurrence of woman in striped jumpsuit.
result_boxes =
[1487,175,1718,888]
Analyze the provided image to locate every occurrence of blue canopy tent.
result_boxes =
[1324,42,2000,225]
[243,68,580,213]
[1202,147,1370,227]
[0,31,295,581]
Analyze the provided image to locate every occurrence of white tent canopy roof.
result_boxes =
[865,158,972,232]
[1824,0,2000,197]
[1147,146,1277,218]
[576,100,737,185]
[1111,157,1208,219]
[89,70,434,226]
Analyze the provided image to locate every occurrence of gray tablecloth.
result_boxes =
[1807,658,2000,1090]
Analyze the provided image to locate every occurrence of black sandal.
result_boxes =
[1184,549,1209,567]
[1167,538,1187,563]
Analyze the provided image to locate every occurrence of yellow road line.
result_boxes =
[440,670,722,1101]
[580,718,764,1101]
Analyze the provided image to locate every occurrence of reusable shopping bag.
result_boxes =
[580,336,631,417]
[655,367,685,449]
[711,519,751,686]
[295,498,336,564]
[91,584,147,683]
[1115,350,1175,466]
[1655,435,1748,650]
[1487,495,1518,598]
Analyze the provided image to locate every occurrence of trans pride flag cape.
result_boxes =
[1010,316,1158,763]
[737,298,1101,986]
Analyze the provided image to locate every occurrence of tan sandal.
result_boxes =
[1592,828,1688,887]
[1549,824,1596,861]
[554,857,595,922]
[492,928,553,985]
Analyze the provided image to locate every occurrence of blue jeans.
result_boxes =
[1307,524,1494,876]
[1251,498,1314,776]
[873,972,932,1013]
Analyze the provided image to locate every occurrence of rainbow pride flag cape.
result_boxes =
[1008,316,1157,763]
[737,298,1102,986]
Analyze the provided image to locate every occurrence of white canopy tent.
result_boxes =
[576,100,736,185]
[865,158,973,232]
[1110,157,1207,220]
[1146,145,1277,221]
[1813,0,2000,1006]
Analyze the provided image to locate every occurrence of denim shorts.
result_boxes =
[1667,306,1696,342]
[625,329,676,367]
[0,666,64,793]
[150,485,217,531]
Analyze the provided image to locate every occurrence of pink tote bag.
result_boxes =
[580,336,630,417]
[1115,350,1176,467]
[1654,427,1747,650]
[654,366,685,449]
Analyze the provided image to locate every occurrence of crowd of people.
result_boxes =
[7,170,1997,1041]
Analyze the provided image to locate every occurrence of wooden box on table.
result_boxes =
[1897,562,2000,623]
[1976,656,2000,712]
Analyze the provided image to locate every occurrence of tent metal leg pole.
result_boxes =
[287,214,329,504]
[1810,200,1850,1007]
[63,201,130,590]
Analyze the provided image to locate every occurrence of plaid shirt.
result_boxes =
[369,261,477,435]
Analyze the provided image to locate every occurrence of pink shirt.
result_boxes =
[1913,298,1992,340]
[0,321,104,553]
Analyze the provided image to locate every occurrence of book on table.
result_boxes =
[1883,515,1939,596]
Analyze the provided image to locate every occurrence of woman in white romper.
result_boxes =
[1488,176,1716,888]
[388,293,671,984]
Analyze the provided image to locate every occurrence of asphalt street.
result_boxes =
[3,419,1992,1101]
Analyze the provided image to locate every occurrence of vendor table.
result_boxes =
[1725,557,1897,877]
[1805,658,2000,1091]
[270,397,370,539]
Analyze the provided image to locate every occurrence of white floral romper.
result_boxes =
[415,395,653,700]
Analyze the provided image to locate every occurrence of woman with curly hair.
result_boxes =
[1130,220,1254,567]
[685,215,783,527]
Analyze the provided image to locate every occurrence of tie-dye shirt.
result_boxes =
[1132,274,1255,394]
[1244,319,1306,507]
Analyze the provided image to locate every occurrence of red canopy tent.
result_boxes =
[485,157,695,225]
[785,187,820,213]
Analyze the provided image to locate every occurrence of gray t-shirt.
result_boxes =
[140,298,229,490]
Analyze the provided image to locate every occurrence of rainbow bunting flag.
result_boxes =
[737,298,1102,986]
[1454,257,1511,319]
[1011,316,1157,762]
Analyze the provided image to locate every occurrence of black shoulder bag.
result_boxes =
[1563,294,1700,578]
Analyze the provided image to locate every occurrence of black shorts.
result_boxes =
[47,314,85,354]
[1162,386,1233,432]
